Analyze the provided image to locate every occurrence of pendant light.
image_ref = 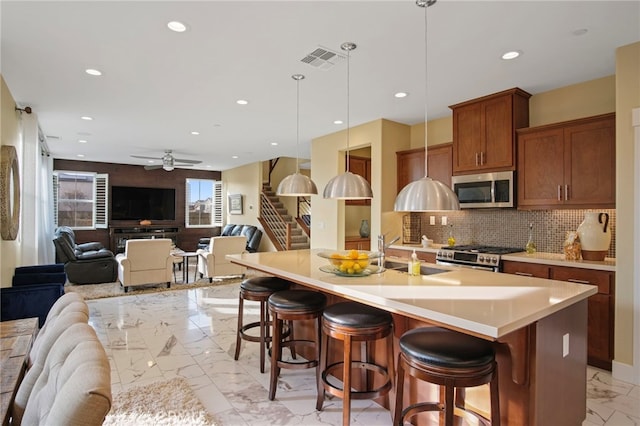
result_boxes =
[323,42,373,200]
[276,74,318,196]
[394,0,459,212]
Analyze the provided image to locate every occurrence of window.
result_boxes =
[186,178,222,227]
[53,171,108,229]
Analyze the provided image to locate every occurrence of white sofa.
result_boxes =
[197,236,247,282]
[116,238,173,292]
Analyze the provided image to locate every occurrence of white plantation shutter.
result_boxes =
[213,181,223,226]
[52,173,59,227]
[94,174,108,228]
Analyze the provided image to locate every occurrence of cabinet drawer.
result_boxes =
[551,266,612,294]
[502,261,550,278]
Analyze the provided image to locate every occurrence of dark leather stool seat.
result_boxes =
[234,276,292,373]
[394,327,500,426]
[317,302,395,426]
[268,289,327,401]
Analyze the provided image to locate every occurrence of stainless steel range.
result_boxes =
[435,245,524,272]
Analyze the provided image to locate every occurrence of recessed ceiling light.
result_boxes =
[501,50,521,60]
[232,155,239,159]
[167,21,187,32]
[85,68,102,76]
[206,165,212,168]
[236,99,248,105]
[78,139,87,143]
[80,116,93,121]
[77,154,85,158]
[334,120,343,125]
[394,92,408,98]
[191,131,200,135]
[147,160,154,164]
[271,142,278,146]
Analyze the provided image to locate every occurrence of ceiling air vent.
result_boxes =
[300,46,345,70]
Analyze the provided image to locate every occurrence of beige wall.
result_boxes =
[1,76,22,287]
[614,42,640,374]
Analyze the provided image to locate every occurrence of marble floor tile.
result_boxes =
[87,281,639,425]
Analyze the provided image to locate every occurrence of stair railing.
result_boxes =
[259,192,292,251]
[296,197,311,237]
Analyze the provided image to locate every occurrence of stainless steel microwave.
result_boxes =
[451,171,515,208]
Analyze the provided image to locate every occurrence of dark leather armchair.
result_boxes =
[197,224,263,253]
[53,227,117,284]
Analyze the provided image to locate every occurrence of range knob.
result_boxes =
[447,251,454,259]
[478,255,485,262]
[490,256,498,264]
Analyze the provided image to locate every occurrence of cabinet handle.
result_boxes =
[568,278,590,285]
[514,272,533,277]
[475,152,479,166]
[480,151,485,165]
[557,185,562,201]
[564,185,569,201]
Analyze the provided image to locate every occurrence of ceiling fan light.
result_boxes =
[323,171,373,199]
[277,172,318,196]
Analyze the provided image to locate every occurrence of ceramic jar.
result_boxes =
[576,212,611,261]
[359,219,370,238]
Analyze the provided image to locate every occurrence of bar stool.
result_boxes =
[316,301,395,426]
[234,276,292,373]
[268,289,327,401]
[393,327,500,426]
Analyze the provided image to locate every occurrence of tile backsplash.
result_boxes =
[411,209,616,258]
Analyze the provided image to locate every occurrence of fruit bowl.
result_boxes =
[317,250,382,276]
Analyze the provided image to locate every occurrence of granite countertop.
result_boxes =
[388,243,616,272]
[228,249,597,340]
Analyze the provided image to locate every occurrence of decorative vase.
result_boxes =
[359,219,370,238]
[576,212,611,261]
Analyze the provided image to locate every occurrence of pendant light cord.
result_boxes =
[346,46,351,173]
[423,0,430,178]
[296,76,300,171]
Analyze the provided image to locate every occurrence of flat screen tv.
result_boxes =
[111,186,176,221]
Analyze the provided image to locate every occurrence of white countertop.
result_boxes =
[228,249,597,340]
[388,243,616,272]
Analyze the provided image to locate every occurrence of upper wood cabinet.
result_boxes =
[450,88,531,175]
[396,143,453,193]
[517,113,615,210]
[346,155,371,206]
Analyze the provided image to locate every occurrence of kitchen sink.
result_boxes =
[383,260,446,276]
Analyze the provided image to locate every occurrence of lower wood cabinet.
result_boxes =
[345,236,370,251]
[502,260,615,370]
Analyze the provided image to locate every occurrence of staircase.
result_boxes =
[259,185,310,251]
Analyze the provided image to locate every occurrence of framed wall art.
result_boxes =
[228,194,243,215]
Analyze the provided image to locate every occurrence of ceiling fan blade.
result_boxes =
[174,163,194,167]
[144,164,163,170]
[132,154,162,160]
[173,158,202,164]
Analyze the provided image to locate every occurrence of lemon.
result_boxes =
[349,249,359,259]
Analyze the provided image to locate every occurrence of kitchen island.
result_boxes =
[228,249,597,425]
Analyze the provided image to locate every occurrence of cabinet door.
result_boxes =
[427,144,453,189]
[550,266,614,370]
[564,115,615,207]
[452,102,482,173]
[482,95,514,170]
[346,155,371,206]
[396,149,425,193]
[517,127,565,208]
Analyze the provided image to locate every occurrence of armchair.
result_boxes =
[53,227,117,285]
[197,236,247,282]
[116,238,173,292]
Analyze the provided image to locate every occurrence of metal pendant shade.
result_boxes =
[394,0,459,212]
[277,74,318,197]
[323,42,373,200]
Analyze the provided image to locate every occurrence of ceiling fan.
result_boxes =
[130,150,202,171]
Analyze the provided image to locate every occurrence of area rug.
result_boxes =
[65,276,243,300]
[103,377,218,426]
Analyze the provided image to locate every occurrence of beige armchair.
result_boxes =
[116,238,173,292]
[197,236,247,282]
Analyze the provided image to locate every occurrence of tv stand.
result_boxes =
[109,226,180,253]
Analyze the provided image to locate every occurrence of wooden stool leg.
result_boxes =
[490,368,501,426]
[316,323,328,411]
[393,354,405,426]
[268,313,283,401]
[343,334,352,426]
[259,298,267,373]
[234,293,244,361]
[444,382,455,426]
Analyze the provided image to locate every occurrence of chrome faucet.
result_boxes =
[378,234,400,267]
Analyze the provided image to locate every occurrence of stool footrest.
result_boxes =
[321,361,392,400]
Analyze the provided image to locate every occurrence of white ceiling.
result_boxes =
[2,1,638,172]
